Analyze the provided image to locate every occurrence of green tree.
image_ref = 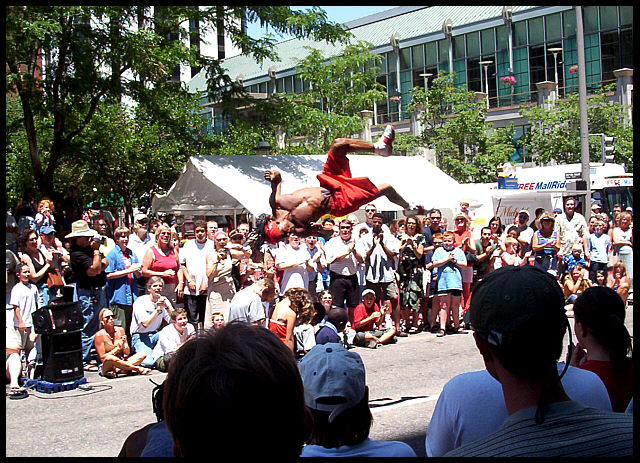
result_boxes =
[410,72,512,182]
[222,41,386,154]
[6,6,349,198]
[521,84,633,171]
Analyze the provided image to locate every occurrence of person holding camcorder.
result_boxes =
[67,220,109,371]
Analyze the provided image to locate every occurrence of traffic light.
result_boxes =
[601,136,615,163]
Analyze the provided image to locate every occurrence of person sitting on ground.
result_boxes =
[130,276,173,369]
[298,343,416,457]
[500,237,527,267]
[208,311,225,333]
[569,286,633,413]
[563,264,592,309]
[351,289,396,348]
[607,261,631,305]
[268,287,313,353]
[162,322,313,457]
[227,276,276,326]
[152,308,195,373]
[315,307,349,345]
[444,266,633,457]
[563,243,589,275]
[258,125,423,245]
[94,307,150,378]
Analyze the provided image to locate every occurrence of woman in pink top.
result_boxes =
[142,224,181,306]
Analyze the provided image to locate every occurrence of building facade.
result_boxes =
[188,6,632,146]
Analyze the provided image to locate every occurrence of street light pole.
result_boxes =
[575,6,591,222]
[548,47,562,98]
[419,72,433,112]
[479,60,493,108]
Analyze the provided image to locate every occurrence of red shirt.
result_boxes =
[580,359,633,413]
[352,301,381,332]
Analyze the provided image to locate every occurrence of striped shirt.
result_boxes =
[444,401,633,457]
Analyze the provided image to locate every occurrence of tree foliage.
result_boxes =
[6,5,350,205]
[410,72,513,183]
[521,84,633,171]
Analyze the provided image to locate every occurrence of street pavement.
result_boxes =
[6,305,633,457]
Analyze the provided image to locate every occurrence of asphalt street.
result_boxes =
[6,305,633,457]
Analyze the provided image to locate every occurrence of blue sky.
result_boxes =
[247,6,395,40]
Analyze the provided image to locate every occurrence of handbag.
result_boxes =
[47,267,65,288]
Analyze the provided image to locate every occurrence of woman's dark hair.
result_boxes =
[163,322,310,457]
[489,216,503,233]
[307,389,372,448]
[17,228,37,251]
[573,286,632,374]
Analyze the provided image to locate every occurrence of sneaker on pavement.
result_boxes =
[373,124,395,157]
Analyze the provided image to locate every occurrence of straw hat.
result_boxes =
[65,220,99,239]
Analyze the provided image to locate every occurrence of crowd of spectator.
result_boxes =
[6,188,633,456]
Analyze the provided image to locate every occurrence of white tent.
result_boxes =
[152,154,462,218]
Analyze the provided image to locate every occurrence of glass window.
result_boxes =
[529,45,545,88]
[584,6,598,34]
[496,25,509,51]
[453,35,465,60]
[438,39,450,71]
[620,28,633,68]
[563,9,576,37]
[275,78,284,93]
[528,17,544,45]
[426,42,437,67]
[284,76,293,93]
[400,48,411,71]
[599,6,618,31]
[620,6,632,27]
[545,13,561,42]
[600,30,619,83]
[294,75,303,93]
[466,32,480,57]
[467,57,481,92]
[412,44,424,69]
[514,21,527,47]
[481,29,495,54]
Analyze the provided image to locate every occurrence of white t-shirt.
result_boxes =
[179,238,214,295]
[130,295,172,334]
[275,244,312,294]
[9,282,39,327]
[128,232,155,262]
[357,230,399,284]
[425,364,613,457]
[324,236,360,276]
[152,322,195,361]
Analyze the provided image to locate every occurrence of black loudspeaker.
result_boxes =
[42,330,84,382]
[33,301,83,335]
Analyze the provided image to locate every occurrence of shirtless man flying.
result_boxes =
[261,125,423,244]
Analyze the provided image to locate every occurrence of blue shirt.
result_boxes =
[301,438,416,457]
[588,233,610,264]
[105,246,140,306]
[432,246,466,291]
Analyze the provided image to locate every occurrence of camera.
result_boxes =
[92,235,107,246]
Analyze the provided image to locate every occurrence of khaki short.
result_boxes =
[6,325,35,352]
[365,280,398,301]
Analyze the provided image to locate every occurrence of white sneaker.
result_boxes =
[365,340,378,349]
[373,124,395,157]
